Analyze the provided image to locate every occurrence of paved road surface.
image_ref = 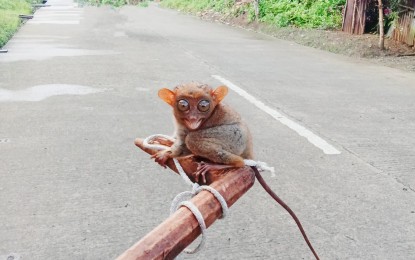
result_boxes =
[1,0,414,259]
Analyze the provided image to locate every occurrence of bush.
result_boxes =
[162,0,346,30]
[101,0,127,7]
[259,0,346,29]
[0,0,33,47]
[161,0,234,13]
[78,0,150,7]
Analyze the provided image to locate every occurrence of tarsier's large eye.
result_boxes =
[198,100,210,112]
[177,99,189,112]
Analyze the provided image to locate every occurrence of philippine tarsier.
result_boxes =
[151,82,319,260]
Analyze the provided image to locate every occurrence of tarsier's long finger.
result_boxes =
[196,167,210,183]
[160,156,169,167]
[196,161,205,171]
[151,153,167,168]
[201,171,207,183]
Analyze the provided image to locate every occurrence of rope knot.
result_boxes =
[244,159,276,177]
[143,134,274,254]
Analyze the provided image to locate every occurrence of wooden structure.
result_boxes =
[342,0,370,34]
[392,0,415,46]
[116,137,256,260]
[343,0,415,46]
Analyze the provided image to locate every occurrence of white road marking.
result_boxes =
[0,84,104,102]
[212,75,341,155]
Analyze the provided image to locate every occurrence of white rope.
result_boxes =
[169,183,199,215]
[168,183,229,255]
[143,134,230,254]
[244,159,276,177]
[142,135,275,254]
[142,134,175,151]
[173,158,193,186]
[197,185,229,219]
[142,135,193,185]
[175,201,207,254]
[170,183,229,218]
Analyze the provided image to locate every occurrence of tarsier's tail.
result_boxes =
[251,166,320,260]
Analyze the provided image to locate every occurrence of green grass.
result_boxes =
[138,0,149,7]
[0,0,34,48]
[161,0,234,13]
[259,0,345,29]
[161,0,346,30]
[77,0,127,7]
[77,0,150,7]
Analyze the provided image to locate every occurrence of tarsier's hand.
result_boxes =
[151,149,172,168]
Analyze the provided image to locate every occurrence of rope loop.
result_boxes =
[143,134,175,151]
[143,134,276,254]
[144,134,229,254]
[177,201,207,254]
[196,185,229,218]
[244,159,276,177]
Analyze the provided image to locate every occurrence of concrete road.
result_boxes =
[1,0,414,259]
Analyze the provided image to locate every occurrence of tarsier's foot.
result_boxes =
[195,162,235,183]
[151,150,171,168]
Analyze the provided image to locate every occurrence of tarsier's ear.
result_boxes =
[158,88,176,106]
[212,85,228,103]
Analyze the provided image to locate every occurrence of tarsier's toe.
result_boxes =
[195,162,210,183]
[195,170,208,183]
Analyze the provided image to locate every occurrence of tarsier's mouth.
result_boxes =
[184,118,203,130]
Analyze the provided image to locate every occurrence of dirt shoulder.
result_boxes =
[197,10,415,73]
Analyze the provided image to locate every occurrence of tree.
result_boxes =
[377,0,385,49]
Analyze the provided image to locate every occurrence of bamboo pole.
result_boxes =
[116,138,256,260]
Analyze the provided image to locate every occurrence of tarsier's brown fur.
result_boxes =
[152,82,320,260]
[153,82,253,181]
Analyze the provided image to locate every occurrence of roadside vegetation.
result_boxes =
[0,0,39,48]
[77,0,149,7]
[160,0,414,71]
[161,0,346,29]
[258,0,345,29]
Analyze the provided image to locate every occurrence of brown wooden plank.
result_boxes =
[116,138,256,259]
[343,0,368,35]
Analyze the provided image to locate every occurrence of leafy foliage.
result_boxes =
[0,0,33,47]
[161,0,234,13]
[365,0,402,33]
[77,0,149,7]
[162,0,346,29]
[387,0,400,10]
[102,0,128,7]
[258,0,346,29]
[78,0,127,7]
